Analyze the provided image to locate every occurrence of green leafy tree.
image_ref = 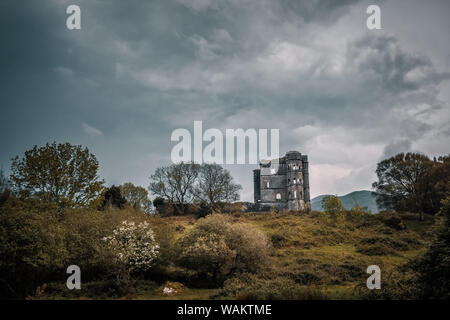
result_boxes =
[424,155,450,213]
[321,195,345,215]
[322,195,346,225]
[10,142,104,212]
[0,200,67,299]
[372,152,446,220]
[196,163,242,210]
[120,182,152,213]
[101,185,126,210]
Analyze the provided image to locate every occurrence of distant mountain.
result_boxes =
[311,190,382,213]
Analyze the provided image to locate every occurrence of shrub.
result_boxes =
[220,273,325,300]
[195,200,213,218]
[383,212,406,230]
[413,196,450,299]
[358,267,420,300]
[316,211,332,225]
[176,214,271,285]
[348,204,368,223]
[356,243,397,256]
[220,202,246,213]
[230,223,271,272]
[32,280,133,299]
[0,199,67,299]
[102,221,160,277]
[358,235,409,251]
[270,233,288,248]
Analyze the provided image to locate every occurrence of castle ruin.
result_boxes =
[253,151,310,211]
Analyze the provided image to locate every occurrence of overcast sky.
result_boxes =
[1,0,449,201]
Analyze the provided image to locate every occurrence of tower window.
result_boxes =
[294,190,297,199]
[276,193,281,200]
[267,181,270,188]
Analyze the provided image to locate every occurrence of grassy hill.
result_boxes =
[136,211,435,299]
[34,209,436,300]
[311,190,381,213]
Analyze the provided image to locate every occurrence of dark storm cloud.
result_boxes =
[348,35,450,93]
[1,0,449,199]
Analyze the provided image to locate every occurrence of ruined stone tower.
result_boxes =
[253,151,310,212]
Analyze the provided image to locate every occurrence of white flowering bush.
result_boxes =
[102,220,160,272]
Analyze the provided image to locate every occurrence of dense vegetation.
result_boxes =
[0,143,449,300]
[0,195,447,300]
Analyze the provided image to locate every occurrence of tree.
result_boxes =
[321,195,346,225]
[424,155,450,214]
[321,195,345,215]
[196,163,242,210]
[149,162,200,215]
[102,220,159,283]
[120,182,152,214]
[10,142,104,212]
[101,185,126,210]
[372,152,440,220]
[152,197,165,209]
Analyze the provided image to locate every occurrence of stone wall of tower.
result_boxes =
[301,155,310,202]
[259,159,286,209]
[285,151,306,211]
[253,169,261,203]
[254,150,310,212]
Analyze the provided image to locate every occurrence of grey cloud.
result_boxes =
[347,35,450,93]
[382,139,412,159]
[1,0,449,200]
[178,0,361,24]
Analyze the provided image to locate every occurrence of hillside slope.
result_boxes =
[311,190,381,213]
